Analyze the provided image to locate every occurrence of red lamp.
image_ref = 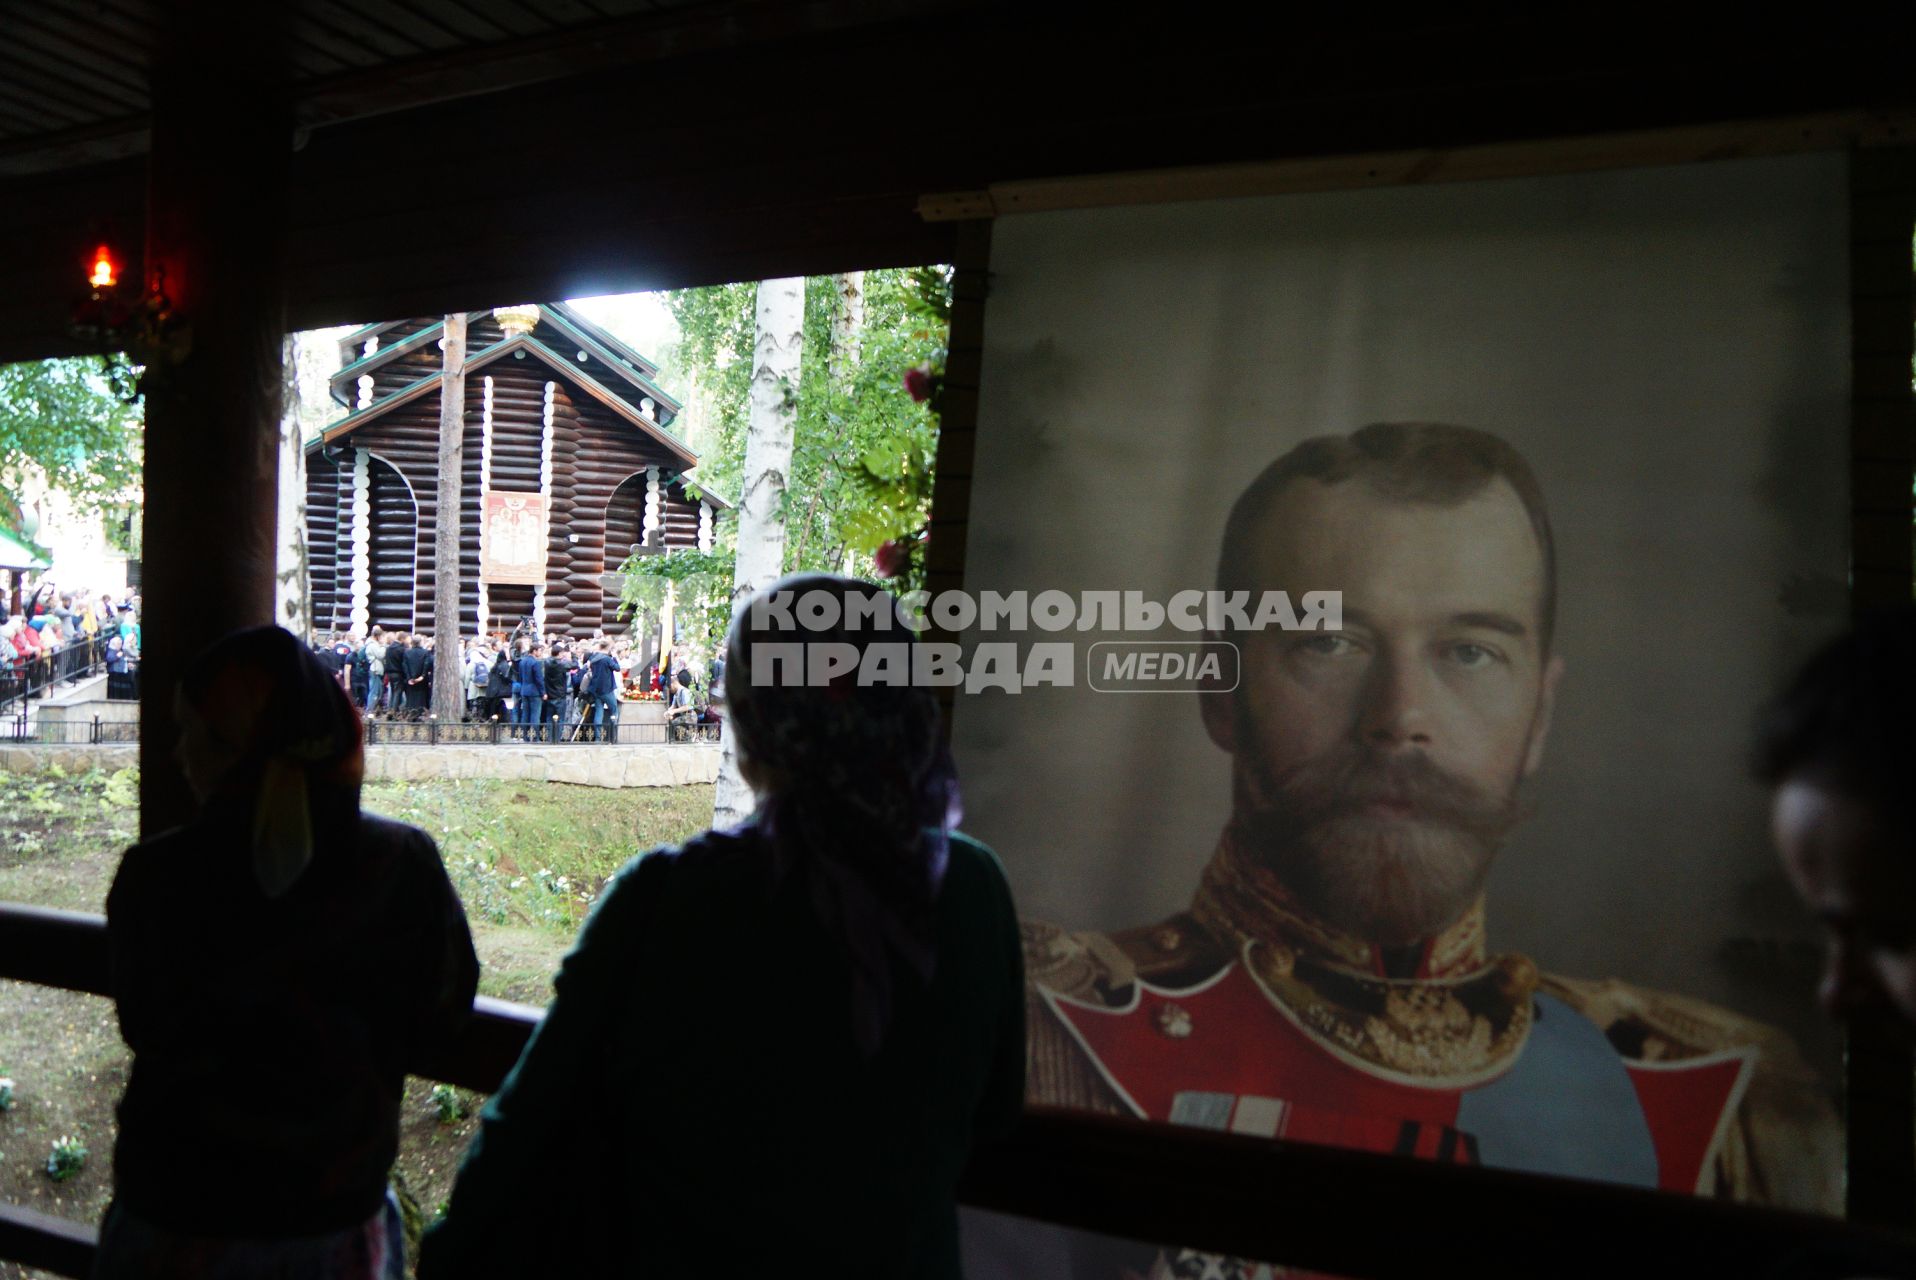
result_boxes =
[87,244,118,289]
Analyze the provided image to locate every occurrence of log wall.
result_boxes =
[305,452,343,632]
[303,359,700,637]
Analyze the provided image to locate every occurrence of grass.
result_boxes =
[363,776,713,937]
[0,767,715,1272]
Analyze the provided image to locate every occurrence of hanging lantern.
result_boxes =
[88,244,119,289]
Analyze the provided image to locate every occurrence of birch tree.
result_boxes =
[713,276,803,826]
[274,334,310,635]
[430,313,468,722]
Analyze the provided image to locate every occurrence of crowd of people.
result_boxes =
[304,623,723,743]
[0,579,142,707]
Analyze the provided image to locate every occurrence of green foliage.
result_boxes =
[663,268,950,593]
[618,545,735,659]
[429,1083,469,1125]
[46,1134,87,1182]
[0,768,138,856]
[0,357,143,512]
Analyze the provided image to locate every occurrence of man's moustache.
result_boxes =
[1255,747,1519,841]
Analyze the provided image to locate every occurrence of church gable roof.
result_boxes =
[313,332,699,472]
[327,304,681,423]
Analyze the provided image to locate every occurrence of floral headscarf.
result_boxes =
[725,574,961,1058]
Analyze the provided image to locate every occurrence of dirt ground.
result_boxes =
[0,767,713,1278]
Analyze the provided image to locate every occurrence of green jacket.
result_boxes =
[420,827,1025,1278]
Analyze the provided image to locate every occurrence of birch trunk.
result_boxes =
[430,313,468,723]
[275,334,310,637]
[714,276,803,826]
[833,271,864,367]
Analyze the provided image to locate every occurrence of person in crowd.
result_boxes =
[364,628,388,718]
[330,633,356,691]
[484,644,513,725]
[463,639,488,722]
[1758,611,1916,1027]
[419,575,1023,1277]
[707,645,725,700]
[11,611,44,695]
[513,643,547,742]
[349,634,373,710]
[401,633,432,720]
[96,625,478,1280]
[665,664,698,740]
[314,631,345,679]
[582,640,619,742]
[120,606,140,660]
[543,640,573,742]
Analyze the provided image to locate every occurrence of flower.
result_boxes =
[873,539,908,579]
[902,364,935,403]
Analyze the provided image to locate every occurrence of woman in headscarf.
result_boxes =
[420,575,1025,1279]
[97,625,479,1280]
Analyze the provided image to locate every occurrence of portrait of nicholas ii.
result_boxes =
[1024,423,1838,1214]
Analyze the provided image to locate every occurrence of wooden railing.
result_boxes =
[2,901,1912,1279]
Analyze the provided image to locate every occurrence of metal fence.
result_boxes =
[364,715,720,747]
[0,709,719,748]
[0,641,137,713]
[1,716,139,745]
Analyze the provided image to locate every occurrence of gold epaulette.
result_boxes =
[1542,973,1842,1212]
[1022,914,1231,1116]
[1022,913,1230,1005]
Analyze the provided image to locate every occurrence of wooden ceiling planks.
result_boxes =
[295,7,420,68]
[325,0,471,56]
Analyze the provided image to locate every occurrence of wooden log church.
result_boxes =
[303,302,724,637]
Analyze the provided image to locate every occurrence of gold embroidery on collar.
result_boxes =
[1250,941,1540,1085]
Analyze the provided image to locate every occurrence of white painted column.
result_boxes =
[643,465,661,546]
[697,500,713,553]
[533,381,555,634]
[476,376,494,634]
[349,448,371,632]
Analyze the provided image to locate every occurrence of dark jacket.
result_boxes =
[401,644,430,682]
[584,652,619,698]
[486,654,512,699]
[107,808,479,1237]
[543,657,570,701]
[419,829,1023,1279]
[514,654,544,698]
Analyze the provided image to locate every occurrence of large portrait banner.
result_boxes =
[951,154,1852,1278]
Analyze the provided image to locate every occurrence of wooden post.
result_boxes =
[1844,143,1916,1228]
[431,313,468,723]
[138,21,290,835]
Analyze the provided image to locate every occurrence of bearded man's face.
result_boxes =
[1204,477,1563,945]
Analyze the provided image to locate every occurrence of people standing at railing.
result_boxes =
[97,624,479,1280]
[419,575,1024,1278]
[12,611,47,694]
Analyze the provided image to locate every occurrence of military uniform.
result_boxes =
[1023,830,1839,1276]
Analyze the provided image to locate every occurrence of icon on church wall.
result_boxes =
[480,490,548,585]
